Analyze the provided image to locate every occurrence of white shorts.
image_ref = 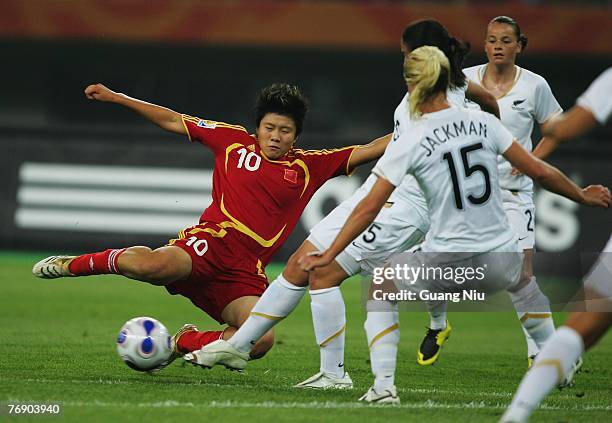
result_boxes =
[308,201,428,276]
[386,238,522,305]
[502,190,535,250]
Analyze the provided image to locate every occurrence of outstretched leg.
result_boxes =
[184,240,318,369]
[169,295,278,370]
[33,245,192,286]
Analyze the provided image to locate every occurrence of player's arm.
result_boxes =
[514,107,597,175]
[541,105,599,142]
[503,141,610,208]
[299,176,395,271]
[529,135,560,161]
[512,121,561,175]
[466,80,500,118]
[84,83,186,136]
[542,67,611,141]
[513,77,565,173]
[347,133,393,171]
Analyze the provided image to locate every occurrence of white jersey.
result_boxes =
[373,105,516,253]
[463,65,562,192]
[338,85,469,230]
[577,67,612,124]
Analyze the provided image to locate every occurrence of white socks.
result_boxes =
[428,302,447,330]
[364,301,400,392]
[229,274,306,353]
[522,332,539,359]
[310,287,346,378]
[502,326,584,423]
[426,277,552,359]
[509,277,555,355]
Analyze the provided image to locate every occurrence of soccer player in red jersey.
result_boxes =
[32,82,391,367]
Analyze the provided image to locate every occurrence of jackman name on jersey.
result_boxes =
[420,119,488,157]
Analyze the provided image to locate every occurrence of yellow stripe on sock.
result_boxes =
[320,325,346,348]
[534,358,564,385]
[251,312,283,321]
[369,323,399,348]
[520,313,552,323]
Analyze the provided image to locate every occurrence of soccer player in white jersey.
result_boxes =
[421,16,563,367]
[180,20,499,386]
[299,47,610,404]
[501,67,612,423]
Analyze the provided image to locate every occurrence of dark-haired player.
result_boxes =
[423,15,565,367]
[32,82,390,366]
[297,46,609,404]
[185,19,501,387]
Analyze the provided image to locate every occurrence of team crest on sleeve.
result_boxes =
[197,119,217,129]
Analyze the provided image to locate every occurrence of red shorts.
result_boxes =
[165,223,269,324]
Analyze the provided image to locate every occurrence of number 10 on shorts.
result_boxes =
[185,236,209,256]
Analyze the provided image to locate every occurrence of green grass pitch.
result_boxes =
[1,251,611,422]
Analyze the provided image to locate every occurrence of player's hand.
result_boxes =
[510,167,522,176]
[298,250,332,272]
[84,83,118,102]
[581,185,611,208]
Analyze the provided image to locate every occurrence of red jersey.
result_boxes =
[181,115,357,265]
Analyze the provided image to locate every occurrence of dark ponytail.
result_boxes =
[402,19,470,89]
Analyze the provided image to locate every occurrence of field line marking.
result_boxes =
[4,398,612,412]
[0,377,595,402]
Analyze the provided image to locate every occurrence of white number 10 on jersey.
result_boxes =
[236,148,261,171]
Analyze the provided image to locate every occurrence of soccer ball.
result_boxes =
[116,316,172,372]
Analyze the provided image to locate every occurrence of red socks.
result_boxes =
[177,330,224,353]
[68,248,127,276]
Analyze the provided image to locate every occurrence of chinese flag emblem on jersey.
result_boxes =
[284,169,298,183]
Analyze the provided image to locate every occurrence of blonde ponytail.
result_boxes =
[404,46,450,118]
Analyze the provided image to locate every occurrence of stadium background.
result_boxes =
[1,0,610,265]
[1,1,611,422]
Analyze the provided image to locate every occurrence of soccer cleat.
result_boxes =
[417,320,452,365]
[558,356,583,389]
[184,339,249,371]
[358,385,400,405]
[32,256,76,279]
[294,372,353,389]
[527,354,536,369]
[498,414,527,423]
[151,324,199,372]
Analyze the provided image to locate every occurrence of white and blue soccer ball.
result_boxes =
[116,317,172,372]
